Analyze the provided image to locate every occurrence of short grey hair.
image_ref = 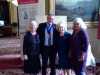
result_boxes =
[58,20,67,32]
[26,20,38,31]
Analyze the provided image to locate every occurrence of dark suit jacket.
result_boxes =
[37,22,59,48]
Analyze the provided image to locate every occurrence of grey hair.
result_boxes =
[31,20,38,27]
[26,20,38,31]
[58,20,67,32]
[73,17,87,30]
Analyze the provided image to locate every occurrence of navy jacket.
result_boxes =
[23,31,40,57]
[70,29,89,60]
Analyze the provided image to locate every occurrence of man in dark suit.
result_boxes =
[37,15,58,75]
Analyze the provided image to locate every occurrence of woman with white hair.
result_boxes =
[75,18,96,74]
[69,17,89,75]
[72,17,96,69]
[57,22,71,75]
[23,20,41,75]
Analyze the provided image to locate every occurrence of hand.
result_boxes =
[24,55,28,60]
[78,53,85,61]
[78,56,83,61]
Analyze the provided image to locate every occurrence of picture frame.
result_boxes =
[55,0,99,22]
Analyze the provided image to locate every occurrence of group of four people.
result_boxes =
[23,15,91,75]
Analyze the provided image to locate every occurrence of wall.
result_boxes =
[18,0,45,33]
[9,2,18,23]
[88,28,100,63]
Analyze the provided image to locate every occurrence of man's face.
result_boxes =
[47,15,54,23]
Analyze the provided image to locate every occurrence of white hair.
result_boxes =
[26,20,38,31]
[74,17,87,30]
[31,20,38,26]
[59,20,67,31]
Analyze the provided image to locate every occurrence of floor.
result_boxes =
[0,37,20,55]
[0,67,99,75]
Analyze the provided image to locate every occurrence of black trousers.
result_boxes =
[41,46,57,75]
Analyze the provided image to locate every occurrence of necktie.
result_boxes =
[47,25,52,46]
[47,26,51,34]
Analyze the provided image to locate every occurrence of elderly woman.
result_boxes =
[69,18,89,75]
[57,22,71,75]
[23,21,40,75]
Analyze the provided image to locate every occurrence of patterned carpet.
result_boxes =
[0,67,99,75]
[0,37,20,55]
